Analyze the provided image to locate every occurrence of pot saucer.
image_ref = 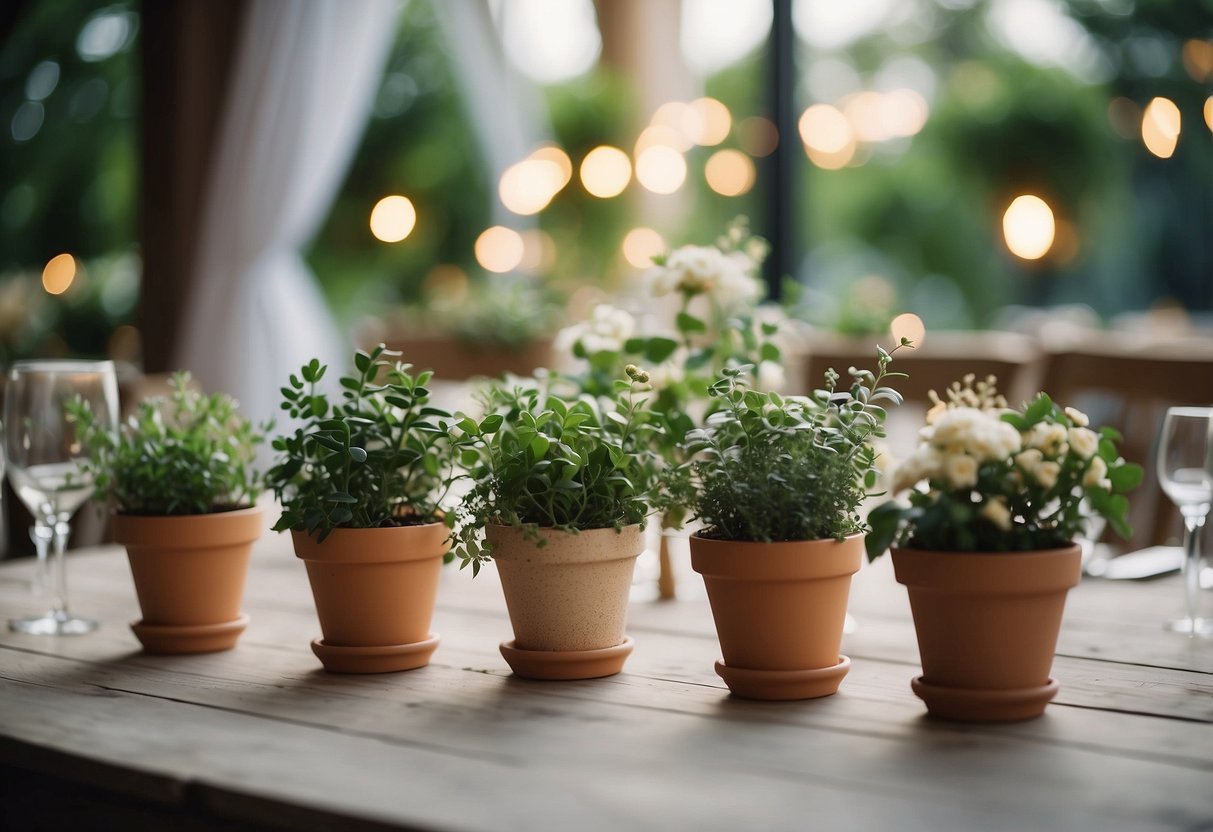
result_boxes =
[499,636,634,680]
[911,676,1059,722]
[310,633,439,674]
[714,655,851,700]
[130,613,250,655]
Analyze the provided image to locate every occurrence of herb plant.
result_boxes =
[865,375,1143,558]
[450,365,662,574]
[266,345,458,542]
[664,346,907,543]
[69,372,265,515]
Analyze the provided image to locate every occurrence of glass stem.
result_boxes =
[30,521,51,599]
[1182,514,1206,635]
[48,513,70,617]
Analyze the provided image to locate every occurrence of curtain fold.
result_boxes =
[176,0,400,429]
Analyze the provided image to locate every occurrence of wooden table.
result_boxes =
[1,531,1211,832]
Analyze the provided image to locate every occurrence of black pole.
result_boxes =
[762,0,796,302]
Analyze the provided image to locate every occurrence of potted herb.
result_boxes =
[450,365,661,680]
[554,217,782,599]
[70,373,265,654]
[266,345,459,674]
[866,376,1143,721]
[665,347,905,700]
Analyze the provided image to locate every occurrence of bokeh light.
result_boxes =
[890,312,925,347]
[622,227,665,269]
[519,229,557,274]
[1204,97,1213,133]
[1107,97,1141,140]
[474,226,525,273]
[737,116,779,157]
[423,264,470,301]
[1141,97,1181,159]
[499,158,565,215]
[42,253,76,295]
[530,145,573,187]
[635,124,691,154]
[684,97,732,146]
[635,145,687,194]
[369,195,417,243]
[704,149,756,196]
[1002,195,1056,261]
[799,104,856,169]
[1182,39,1213,82]
[579,146,632,198]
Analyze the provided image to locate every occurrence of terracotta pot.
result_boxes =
[113,505,263,654]
[291,523,449,674]
[690,533,863,700]
[892,543,1082,722]
[486,523,641,680]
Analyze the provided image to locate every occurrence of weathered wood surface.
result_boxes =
[0,532,1210,832]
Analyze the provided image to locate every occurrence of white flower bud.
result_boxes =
[980,497,1013,531]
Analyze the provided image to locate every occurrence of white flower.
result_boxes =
[756,361,786,392]
[1083,455,1111,489]
[1068,427,1099,459]
[943,453,979,489]
[555,304,636,358]
[928,407,1020,462]
[1034,460,1061,489]
[981,497,1013,531]
[1064,406,1089,427]
[647,245,761,309]
[1015,448,1043,471]
[893,445,942,492]
[1027,422,1067,455]
[647,355,686,391]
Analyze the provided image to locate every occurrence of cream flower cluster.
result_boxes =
[554,304,636,357]
[647,245,762,308]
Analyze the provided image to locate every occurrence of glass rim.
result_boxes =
[8,359,117,376]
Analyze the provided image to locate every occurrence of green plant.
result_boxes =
[266,345,458,543]
[865,376,1143,558]
[68,372,264,515]
[664,345,907,543]
[450,364,662,574]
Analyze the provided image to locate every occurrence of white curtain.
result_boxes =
[177,0,401,428]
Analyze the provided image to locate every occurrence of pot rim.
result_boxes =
[291,522,451,565]
[485,522,643,565]
[689,532,865,581]
[113,504,265,549]
[890,542,1082,594]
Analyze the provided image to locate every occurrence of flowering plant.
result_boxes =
[664,346,906,543]
[865,376,1143,559]
[554,219,781,523]
[449,365,663,574]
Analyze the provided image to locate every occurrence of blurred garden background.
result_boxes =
[1,0,1210,367]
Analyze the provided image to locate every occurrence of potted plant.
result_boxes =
[554,217,783,599]
[664,346,906,700]
[866,376,1143,721]
[266,345,459,674]
[69,373,266,654]
[450,365,661,680]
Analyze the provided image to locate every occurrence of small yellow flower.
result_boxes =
[981,497,1013,531]
[1064,406,1089,427]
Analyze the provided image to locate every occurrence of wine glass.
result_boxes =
[4,360,119,635]
[1156,406,1213,637]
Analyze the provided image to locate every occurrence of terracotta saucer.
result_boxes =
[714,655,851,701]
[310,633,440,674]
[911,676,1059,722]
[499,636,635,680]
[130,613,250,655]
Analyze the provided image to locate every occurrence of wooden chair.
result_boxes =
[1039,334,1213,548]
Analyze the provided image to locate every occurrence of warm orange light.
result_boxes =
[635,145,686,194]
[635,124,690,154]
[1002,195,1056,261]
[1141,97,1181,159]
[842,91,890,142]
[1182,39,1213,82]
[704,149,756,197]
[882,89,929,137]
[518,229,557,274]
[474,226,525,273]
[799,104,856,169]
[1205,96,1213,133]
[423,264,470,301]
[737,116,778,157]
[369,195,416,243]
[621,227,665,269]
[890,312,925,347]
[529,145,573,187]
[499,158,565,215]
[685,97,731,146]
[1107,97,1141,140]
[579,146,631,198]
[42,253,76,295]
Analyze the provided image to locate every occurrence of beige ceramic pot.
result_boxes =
[891,543,1082,722]
[690,533,863,700]
[486,523,641,680]
[291,522,449,674]
[113,504,263,654]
